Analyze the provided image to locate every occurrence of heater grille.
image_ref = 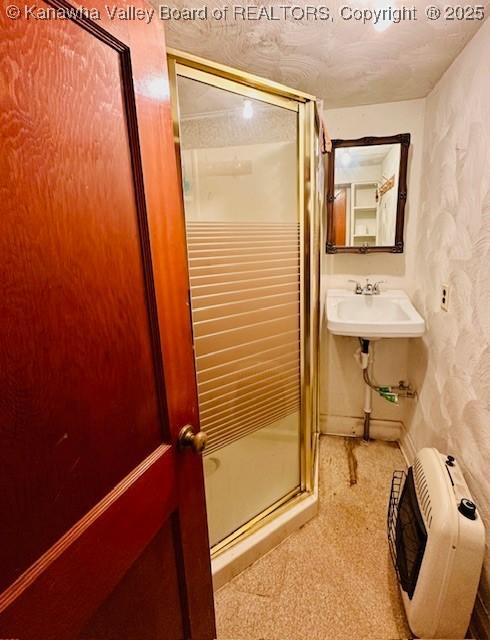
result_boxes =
[414,457,433,528]
[387,469,404,584]
[388,468,428,599]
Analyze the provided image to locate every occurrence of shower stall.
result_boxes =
[168,50,323,576]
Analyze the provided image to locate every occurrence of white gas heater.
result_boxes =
[388,447,485,639]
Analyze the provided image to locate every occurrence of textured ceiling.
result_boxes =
[160,0,488,107]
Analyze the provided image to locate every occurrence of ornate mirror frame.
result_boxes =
[325,133,410,254]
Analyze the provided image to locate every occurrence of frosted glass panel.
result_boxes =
[177,75,301,545]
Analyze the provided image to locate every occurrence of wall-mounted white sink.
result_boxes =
[326,289,425,339]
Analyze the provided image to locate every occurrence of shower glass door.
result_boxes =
[172,64,303,548]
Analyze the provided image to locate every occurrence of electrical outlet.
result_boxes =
[441,283,449,311]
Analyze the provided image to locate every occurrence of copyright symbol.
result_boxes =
[6,4,21,18]
[426,5,441,19]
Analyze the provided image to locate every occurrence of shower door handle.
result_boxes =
[178,425,208,453]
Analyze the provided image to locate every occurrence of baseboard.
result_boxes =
[398,421,416,465]
[320,413,402,441]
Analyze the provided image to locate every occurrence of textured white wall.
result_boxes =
[320,100,425,426]
[405,18,490,610]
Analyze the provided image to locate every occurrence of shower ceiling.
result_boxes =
[160,0,489,108]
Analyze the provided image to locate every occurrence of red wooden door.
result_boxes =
[0,1,216,638]
[333,188,347,245]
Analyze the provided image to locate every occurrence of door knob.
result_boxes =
[178,425,208,453]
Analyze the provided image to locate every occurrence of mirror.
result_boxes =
[326,134,410,254]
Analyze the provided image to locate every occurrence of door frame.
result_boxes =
[166,49,320,558]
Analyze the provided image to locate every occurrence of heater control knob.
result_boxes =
[459,498,477,520]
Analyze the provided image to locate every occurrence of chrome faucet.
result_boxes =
[348,279,363,294]
[364,280,374,295]
[348,279,386,295]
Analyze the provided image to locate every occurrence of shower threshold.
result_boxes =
[211,437,319,590]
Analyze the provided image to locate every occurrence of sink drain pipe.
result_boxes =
[359,339,372,441]
[359,339,400,440]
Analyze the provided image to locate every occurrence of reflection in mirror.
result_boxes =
[326,135,410,254]
[335,144,400,247]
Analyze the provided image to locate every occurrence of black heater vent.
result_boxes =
[388,468,428,599]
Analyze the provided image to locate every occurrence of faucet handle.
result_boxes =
[348,279,362,294]
[373,280,386,294]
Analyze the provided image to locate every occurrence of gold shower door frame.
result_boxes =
[168,49,321,557]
